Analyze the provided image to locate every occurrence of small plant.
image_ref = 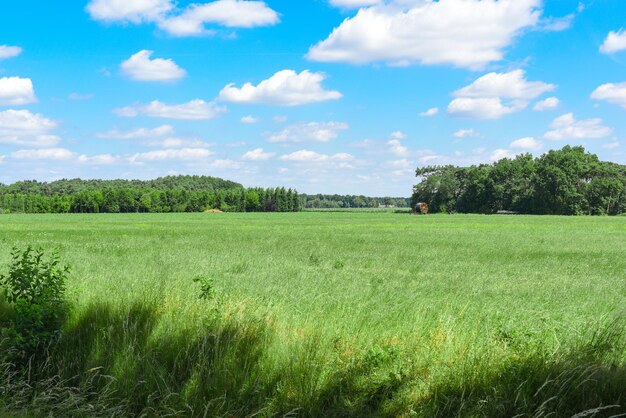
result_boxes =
[0,246,70,362]
[192,275,216,301]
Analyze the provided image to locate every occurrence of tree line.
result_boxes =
[300,194,410,209]
[0,176,300,213]
[412,146,626,215]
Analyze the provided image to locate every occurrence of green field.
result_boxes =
[1,213,625,417]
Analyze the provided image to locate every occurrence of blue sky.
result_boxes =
[0,0,625,196]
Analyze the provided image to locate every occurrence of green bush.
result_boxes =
[0,246,69,363]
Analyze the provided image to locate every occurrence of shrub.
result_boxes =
[0,246,70,363]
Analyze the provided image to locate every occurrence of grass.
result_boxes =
[0,212,625,416]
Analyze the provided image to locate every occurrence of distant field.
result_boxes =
[1,213,625,416]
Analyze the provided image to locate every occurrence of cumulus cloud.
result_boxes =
[329,0,381,8]
[453,70,555,100]
[158,0,279,37]
[0,45,22,60]
[280,149,354,162]
[389,131,407,140]
[114,99,226,120]
[240,115,259,123]
[120,50,186,81]
[86,0,173,23]
[268,121,348,143]
[419,107,439,117]
[510,136,542,150]
[219,70,342,106]
[388,139,408,157]
[86,0,279,37]
[0,109,60,147]
[602,141,620,150]
[453,128,480,138]
[448,98,524,119]
[308,0,541,69]
[77,154,120,164]
[97,124,211,148]
[448,70,555,119]
[0,77,37,106]
[387,131,409,156]
[544,113,612,140]
[533,96,560,111]
[97,124,174,139]
[241,148,275,160]
[490,148,519,161]
[11,148,76,160]
[600,29,626,54]
[591,82,626,109]
[68,92,95,101]
[129,147,213,162]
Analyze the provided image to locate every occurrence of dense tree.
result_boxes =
[299,194,410,209]
[411,146,626,215]
[0,176,301,214]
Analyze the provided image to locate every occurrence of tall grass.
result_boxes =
[0,213,624,416]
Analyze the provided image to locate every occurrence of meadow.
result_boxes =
[1,212,625,417]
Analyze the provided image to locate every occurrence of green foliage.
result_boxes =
[192,275,216,301]
[301,193,410,209]
[412,146,626,215]
[0,177,302,214]
[0,246,69,361]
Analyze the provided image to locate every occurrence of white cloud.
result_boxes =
[97,125,211,148]
[0,109,60,147]
[279,149,354,162]
[389,131,407,140]
[240,115,259,123]
[448,98,524,119]
[454,70,555,100]
[490,148,519,161]
[86,0,173,23]
[308,0,541,69]
[267,121,348,143]
[77,154,120,164]
[600,29,626,54]
[207,159,242,169]
[448,70,555,119]
[68,92,95,101]
[453,128,480,138]
[148,137,212,148]
[419,107,439,117]
[0,45,22,60]
[120,50,186,81]
[219,69,342,106]
[87,0,279,37]
[533,96,560,111]
[602,141,620,150]
[591,82,626,109]
[388,139,408,157]
[0,77,36,106]
[544,113,612,140]
[241,148,275,160]
[510,136,542,150]
[158,0,279,37]
[129,147,213,162]
[538,14,574,32]
[387,131,409,156]
[329,0,381,9]
[273,115,288,123]
[11,148,76,160]
[97,125,174,139]
[114,99,226,120]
